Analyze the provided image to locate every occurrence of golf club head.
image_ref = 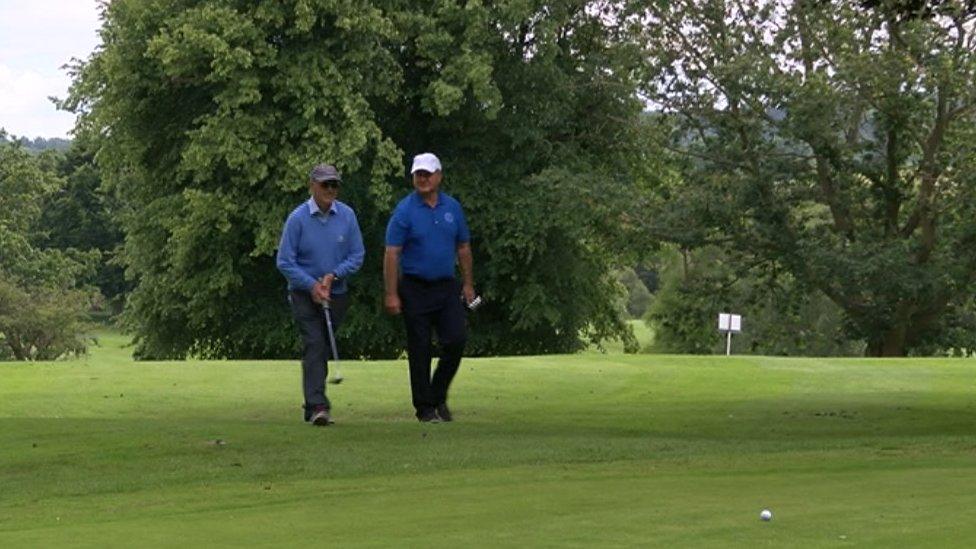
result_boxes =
[328,375,344,385]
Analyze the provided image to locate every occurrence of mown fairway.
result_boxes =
[3,333,976,547]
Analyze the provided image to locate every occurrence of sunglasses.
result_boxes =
[317,180,341,189]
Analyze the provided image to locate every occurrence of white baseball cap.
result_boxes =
[410,152,442,174]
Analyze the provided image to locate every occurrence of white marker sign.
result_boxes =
[730,314,741,332]
[718,313,742,333]
[718,313,743,356]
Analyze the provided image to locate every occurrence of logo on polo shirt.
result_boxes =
[444,213,455,223]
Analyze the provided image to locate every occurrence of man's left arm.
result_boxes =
[457,242,475,303]
[456,203,475,303]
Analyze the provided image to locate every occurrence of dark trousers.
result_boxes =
[399,276,468,417]
[289,290,349,420]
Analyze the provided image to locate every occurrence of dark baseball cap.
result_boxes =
[309,164,341,182]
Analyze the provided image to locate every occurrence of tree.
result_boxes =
[0,135,96,360]
[0,133,71,153]
[37,140,126,311]
[615,268,652,318]
[646,246,863,356]
[638,0,976,355]
[66,0,652,359]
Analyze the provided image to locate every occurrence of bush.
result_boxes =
[0,278,92,360]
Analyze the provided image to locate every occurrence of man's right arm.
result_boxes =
[276,214,317,291]
[383,204,408,315]
[383,246,402,315]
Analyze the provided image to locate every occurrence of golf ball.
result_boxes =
[760,509,773,521]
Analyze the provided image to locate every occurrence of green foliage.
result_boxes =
[646,247,862,356]
[905,295,976,356]
[0,136,96,360]
[615,268,652,319]
[639,0,976,355]
[645,248,731,354]
[37,141,126,307]
[0,133,71,153]
[0,278,92,361]
[736,283,866,357]
[67,0,652,359]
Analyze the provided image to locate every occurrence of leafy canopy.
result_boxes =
[0,136,96,360]
[68,0,653,358]
[638,0,976,355]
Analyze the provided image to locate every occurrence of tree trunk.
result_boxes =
[866,325,908,357]
[7,337,26,361]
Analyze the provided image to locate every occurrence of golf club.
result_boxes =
[322,301,343,384]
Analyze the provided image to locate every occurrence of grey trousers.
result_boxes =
[289,290,349,420]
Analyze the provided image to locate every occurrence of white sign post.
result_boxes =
[717,313,743,356]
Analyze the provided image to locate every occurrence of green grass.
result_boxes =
[586,319,654,354]
[3,334,976,547]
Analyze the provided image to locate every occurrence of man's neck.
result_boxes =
[314,197,334,213]
[418,190,438,207]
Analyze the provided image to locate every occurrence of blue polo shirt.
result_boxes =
[385,191,470,280]
[276,198,365,293]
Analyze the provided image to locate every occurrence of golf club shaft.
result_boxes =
[322,303,341,381]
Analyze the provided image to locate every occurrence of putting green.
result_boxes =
[2,334,976,547]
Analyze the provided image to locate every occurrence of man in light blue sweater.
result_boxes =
[276,164,364,426]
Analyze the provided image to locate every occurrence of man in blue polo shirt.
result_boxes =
[277,163,364,426]
[384,152,476,423]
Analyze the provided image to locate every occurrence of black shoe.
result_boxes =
[436,403,453,422]
[417,409,440,423]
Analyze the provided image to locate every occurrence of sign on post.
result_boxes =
[717,313,742,356]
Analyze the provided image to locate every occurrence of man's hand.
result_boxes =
[462,284,476,307]
[384,293,402,315]
[321,273,336,293]
[312,277,332,304]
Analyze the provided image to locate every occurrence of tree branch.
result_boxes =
[902,83,949,248]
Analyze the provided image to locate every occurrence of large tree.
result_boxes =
[638,0,976,355]
[0,136,96,360]
[37,140,126,310]
[67,0,651,359]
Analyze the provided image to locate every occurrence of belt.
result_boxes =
[403,274,455,286]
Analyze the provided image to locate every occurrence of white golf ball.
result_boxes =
[760,509,773,521]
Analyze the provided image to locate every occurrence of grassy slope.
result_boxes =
[583,319,654,354]
[2,333,976,547]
